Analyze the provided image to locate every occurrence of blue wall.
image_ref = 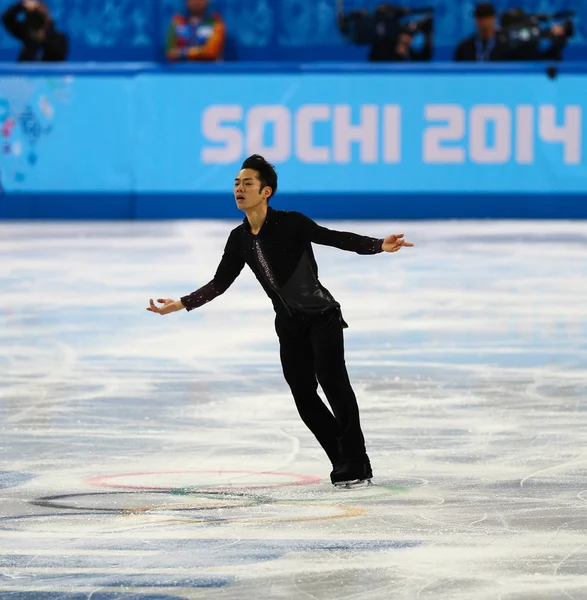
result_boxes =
[0,63,586,219]
[0,0,586,63]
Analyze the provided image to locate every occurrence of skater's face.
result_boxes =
[234,168,272,211]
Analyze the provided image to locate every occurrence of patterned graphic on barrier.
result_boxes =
[279,0,342,47]
[0,76,73,191]
[1,70,585,197]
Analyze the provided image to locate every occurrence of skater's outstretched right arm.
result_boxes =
[297,213,414,255]
[147,231,245,316]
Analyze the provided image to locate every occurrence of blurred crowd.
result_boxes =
[340,1,572,63]
[452,2,568,62]
[2,1,68,61]
[1,0,226,63]
[0,0,572,64]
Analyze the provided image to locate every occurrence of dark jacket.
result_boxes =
[180,208,384,317]
[455,32,566,62]
[166,11,225,61]
[2,1,68,62]
[369,38,432,62]
[454,34,508,62]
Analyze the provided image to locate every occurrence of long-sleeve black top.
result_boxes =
[2,2,68,62]
[181,208,384,317]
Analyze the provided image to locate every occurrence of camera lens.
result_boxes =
[26,9,46,31]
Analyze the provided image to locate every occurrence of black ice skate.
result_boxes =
[333,477,373,490]
[330,457,373,489]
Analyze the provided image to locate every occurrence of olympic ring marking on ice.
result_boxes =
[30,490,263,514]
[125,501,368,525]
[30,486,409,516]
[86,470,322,491]
[27,480,412,527]
[26,493,367,527]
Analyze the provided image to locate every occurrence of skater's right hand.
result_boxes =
[146,298,183,315]
[382,234,414,253]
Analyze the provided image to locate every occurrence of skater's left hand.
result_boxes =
[382,234,414,253]
[146,298,184,315]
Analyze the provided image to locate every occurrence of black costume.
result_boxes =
[454,34,508,61]
[181,207,383,483]
[2,1,68,62]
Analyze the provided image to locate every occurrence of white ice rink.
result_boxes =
[1,219,587,600]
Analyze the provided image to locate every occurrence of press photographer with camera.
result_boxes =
[498,8,571,61]
[454,3,506,61]
[369,17,432,62]
[454,2,572,62]
[337,2,433,62]
[2,0,68,62]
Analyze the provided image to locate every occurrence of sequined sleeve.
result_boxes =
[299,214,383,255]
[180,280,223,311]
[180,232,245,312]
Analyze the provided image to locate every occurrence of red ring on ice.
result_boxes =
[85,470,322,491]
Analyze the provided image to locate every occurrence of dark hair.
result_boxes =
[474,2,496,18]
[241,154,278,200]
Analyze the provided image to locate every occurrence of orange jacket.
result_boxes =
[166,12,225,61]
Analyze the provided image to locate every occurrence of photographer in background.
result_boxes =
[454,3,507,61]
[454,2,572,62]
[337,3,434,63]
[2,1,68,62]
[369,20,432,61]
[499,8,570,61]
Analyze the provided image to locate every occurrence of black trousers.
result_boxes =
[275,308,369,468]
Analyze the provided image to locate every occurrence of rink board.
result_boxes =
[0,64,586,219]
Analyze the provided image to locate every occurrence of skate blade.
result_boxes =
[333,478,373,490]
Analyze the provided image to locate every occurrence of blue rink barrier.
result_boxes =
[0,62,586,220]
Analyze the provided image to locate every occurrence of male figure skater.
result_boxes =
[147,155,413,487]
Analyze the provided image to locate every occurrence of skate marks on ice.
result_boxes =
[4,468,587,599]
[2,220,587,599]
[1,470,420,599]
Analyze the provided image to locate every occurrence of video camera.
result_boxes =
[337,1,434,45]
[25,8,48,32]
[499,8,575,59]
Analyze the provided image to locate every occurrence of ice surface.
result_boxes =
[1,219,587,599]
